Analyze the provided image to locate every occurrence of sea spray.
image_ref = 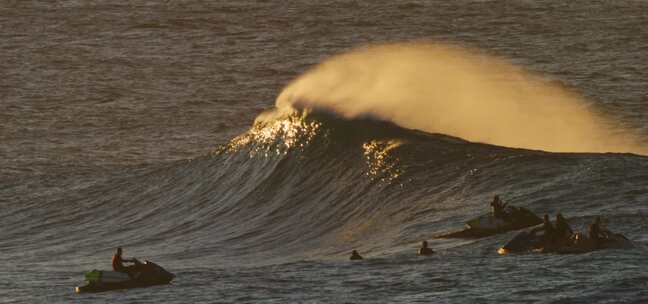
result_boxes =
[276,42,646,154]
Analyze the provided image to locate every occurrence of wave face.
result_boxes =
[4,109,648,304]
[276,42,648,155]
[204,111,648,262]
[4,1,648,303]
[10,110,646,270]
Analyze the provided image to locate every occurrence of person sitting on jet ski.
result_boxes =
[112,247,140,276]
[554,213,573,242]
[417,240,434,256]
[490,195,508,219]
[588,216,603,246]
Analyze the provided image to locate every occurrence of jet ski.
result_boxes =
[75,259,174,293]
[436,205,543,238]
[496,226,546,254]
[498,226,634,255]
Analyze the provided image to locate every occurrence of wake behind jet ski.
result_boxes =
[498,215,634,255]
[436,195,543,239]
[75,248,174,293]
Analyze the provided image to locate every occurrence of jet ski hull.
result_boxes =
[75,261,174,293]
[75,279,172,293]
[499,228,634,255]
[554,233,634,254]
[436,206,542,239]
[497,227,545,254]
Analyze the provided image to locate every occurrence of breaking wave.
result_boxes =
[276,42,647,155]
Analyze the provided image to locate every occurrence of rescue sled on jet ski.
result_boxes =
[75,260,174,293]
[498,225,633,255]
[436,205,543,239]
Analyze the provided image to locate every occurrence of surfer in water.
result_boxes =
[490,195,507,219]
[417,240,434,256]
[349,250,363,260]
[112,247,139,276]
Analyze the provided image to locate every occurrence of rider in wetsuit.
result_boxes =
[554,213,573,243]
[349,250,363,260]
[490,195,508,219]
[588,216,603,246]
[542,214,555,246]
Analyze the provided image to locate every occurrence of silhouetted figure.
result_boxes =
[554,213,573,241]
[417,240,434,256]
[112,247,139,277]
[490,195,507,219]
[543,214,555,246]
[349,250,363,260]
[588,216,602,246]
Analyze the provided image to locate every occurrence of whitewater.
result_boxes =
[2,1,648,303]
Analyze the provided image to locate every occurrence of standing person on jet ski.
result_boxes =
[112,247,139,276]
[490,195,508,219]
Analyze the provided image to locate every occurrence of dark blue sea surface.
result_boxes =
[1,1,647,303]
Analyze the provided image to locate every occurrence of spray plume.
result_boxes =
[276,42,646,155]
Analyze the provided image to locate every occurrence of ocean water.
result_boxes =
[1,1,648,303]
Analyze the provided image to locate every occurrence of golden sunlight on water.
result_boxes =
[224,111,321,156]
[362,139,403,183]
[276,42,648,155]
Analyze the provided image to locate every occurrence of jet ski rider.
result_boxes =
[490,195,508,219]
[554,213,573,242]
[417,240,435,256]
[112,247,139,276]
[588,216,603,246]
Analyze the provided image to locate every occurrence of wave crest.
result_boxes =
[276,42,646,155]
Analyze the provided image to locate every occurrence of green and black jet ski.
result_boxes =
[436,205,543,239]
[75,260,174,293]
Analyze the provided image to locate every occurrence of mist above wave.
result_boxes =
[276,42,646,155]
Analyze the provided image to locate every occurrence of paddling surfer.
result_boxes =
[350,250,363,260]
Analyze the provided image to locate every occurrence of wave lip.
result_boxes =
[276,42,647,155]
